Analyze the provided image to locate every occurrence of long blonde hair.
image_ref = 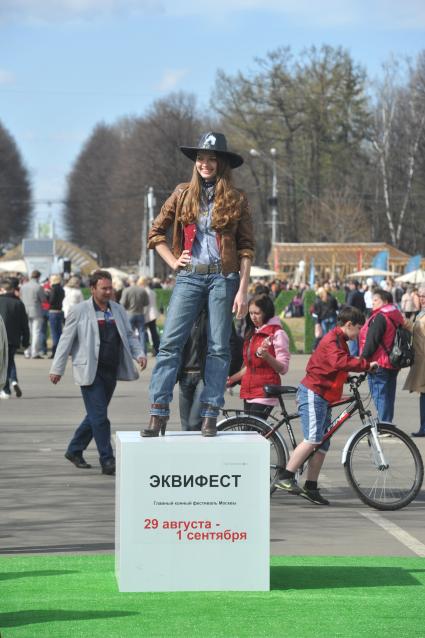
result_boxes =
[178,156,244,230]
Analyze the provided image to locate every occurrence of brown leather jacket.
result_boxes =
[148,183,255,276]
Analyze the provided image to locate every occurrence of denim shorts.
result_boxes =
[296,383,331,452]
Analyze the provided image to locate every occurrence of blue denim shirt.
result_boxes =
[191,183,220,266]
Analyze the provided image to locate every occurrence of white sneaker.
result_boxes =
[11,381,22,398]
[0,390,10,399]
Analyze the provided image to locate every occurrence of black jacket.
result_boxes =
[48,284,65,311]
[345,289,366,312]
[314,295,339,322]
[0,293,30,348]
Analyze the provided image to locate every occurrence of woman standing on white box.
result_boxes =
[142,132,254,438]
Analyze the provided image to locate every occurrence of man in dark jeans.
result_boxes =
[344,280,366,355]
[0,278,30,399]
[359,289,405,423]
[49,270,147,475]
[177,308,208,431]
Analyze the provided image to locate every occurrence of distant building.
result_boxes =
[270,242,411,282]
[0,240,99,278]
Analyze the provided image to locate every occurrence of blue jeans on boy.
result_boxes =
[67,368,116,464]
[368,367,398,423]
[149,271,239,418]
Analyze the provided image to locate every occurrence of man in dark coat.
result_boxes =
[0,278,30,398]
[344,280,366,355]
[345,280,366,312]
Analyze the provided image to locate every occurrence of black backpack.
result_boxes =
[384,317,414,369]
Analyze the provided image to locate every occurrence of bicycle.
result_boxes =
[218,373,424,510]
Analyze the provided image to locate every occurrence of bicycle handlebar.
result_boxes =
[347,372,368,387]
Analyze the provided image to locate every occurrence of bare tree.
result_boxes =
[303,187,372,242]
[65,123,122,264]
[64,93,210,269]
[212,45,371,258]
[372,56,425,247]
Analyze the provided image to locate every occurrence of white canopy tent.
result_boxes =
[103,267,131,280]
[347,268,399,278]
[395,269,425,284]
[0,259,27,273]
[250,266,276,278]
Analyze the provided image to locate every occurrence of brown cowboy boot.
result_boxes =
[141,405,169,437]
[201,416,217,437]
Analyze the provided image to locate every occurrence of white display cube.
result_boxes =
[115,431,270,592]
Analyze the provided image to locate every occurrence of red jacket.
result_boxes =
[240,321,282,400]
[301,326,370,403]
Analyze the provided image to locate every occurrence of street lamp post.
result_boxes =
[147,186,156,278]
[250,147,278,244]
[139,186,156,277]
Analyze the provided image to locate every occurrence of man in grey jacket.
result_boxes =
[120,275,149,348]
[49,270,147,475]
[20,270,46,359]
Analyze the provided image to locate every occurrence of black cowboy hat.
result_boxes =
[180,131,244,168]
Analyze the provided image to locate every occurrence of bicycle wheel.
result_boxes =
[344,424,424,510]
[217,415,287,494]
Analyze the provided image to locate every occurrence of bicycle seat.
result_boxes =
[263,384,298,397]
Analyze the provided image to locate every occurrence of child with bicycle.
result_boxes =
[275,306,378,505]
[226,293,290,419]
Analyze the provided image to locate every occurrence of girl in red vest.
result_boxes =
[227,293,290,419]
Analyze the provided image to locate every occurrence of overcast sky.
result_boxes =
[1,0,425,236]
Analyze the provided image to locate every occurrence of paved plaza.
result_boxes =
[1,354,424,557]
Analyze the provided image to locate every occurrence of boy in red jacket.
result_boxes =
[275,306,377,505]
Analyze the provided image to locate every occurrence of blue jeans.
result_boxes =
[149,271,239,417]
[179,373,204,430]
[321,317,337,335]
[347,338,359,356]
[145,319,160,354]
[67,368,116,464]
[368,367,399,423]
[3,345,17,394]
[129,314,145,348]
[419,393,425,433]
[297,383,331,452]
[41,308,49,354]
[48,311,63,352]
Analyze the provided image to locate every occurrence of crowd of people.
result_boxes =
[1,263,424,488]
[0,130,424,499]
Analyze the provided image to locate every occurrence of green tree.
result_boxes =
[65,123,122,265]
[212,45,372,254]
[0,121,32,248]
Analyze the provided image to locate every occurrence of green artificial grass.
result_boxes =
[1,554,425,638]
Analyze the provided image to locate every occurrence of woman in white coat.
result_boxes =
[63,276,84,320]
[404,285,425,437]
